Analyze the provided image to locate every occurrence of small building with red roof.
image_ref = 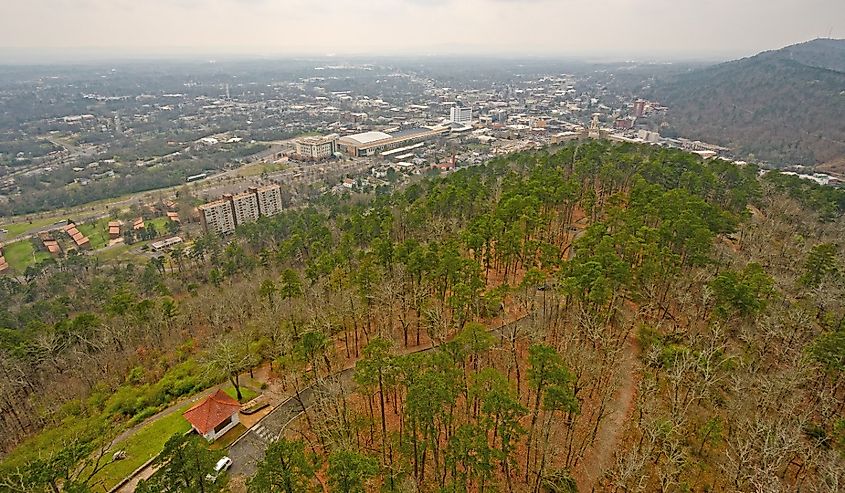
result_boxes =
[182,389,241,442]
[108,221,122,239]
[0,246,8,275]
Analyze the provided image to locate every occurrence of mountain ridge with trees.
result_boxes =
[1,141,844,492]
[652,38,845,167]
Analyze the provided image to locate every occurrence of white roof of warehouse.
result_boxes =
[339,131,392,145]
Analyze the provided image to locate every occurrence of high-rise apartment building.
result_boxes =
[199,184,286,235]
[251,185,284,217]
[230,191,260,226]
[199,199,237,235]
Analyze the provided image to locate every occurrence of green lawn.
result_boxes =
[147,217,171,235]
[91,384,258,489]
[0,414,107,471]
[237,162,288,177]
[90,407,193,491]
[2,239,51,272]
[0,215,62,238]
[94,243,133,263]
[222,384,259,403]
[209,423,246,451]
[77,219,110,250]
[1,378,260,489]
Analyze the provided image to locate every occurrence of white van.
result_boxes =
[206,456,232,482]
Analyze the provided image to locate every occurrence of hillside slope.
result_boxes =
[653,38,845,166]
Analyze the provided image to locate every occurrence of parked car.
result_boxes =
[206,456,232,482]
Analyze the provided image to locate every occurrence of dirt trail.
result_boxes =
[574,334,641,492]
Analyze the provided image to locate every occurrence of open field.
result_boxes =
[77,219,110,250]
[222,385,259,403]
[0,216,62,238]
[2,239,50,272]
[90,408,193,491]
[235,161,288,178]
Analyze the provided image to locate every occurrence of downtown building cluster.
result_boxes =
[198,184,283,235]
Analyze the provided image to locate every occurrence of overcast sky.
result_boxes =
[1,0,843,61]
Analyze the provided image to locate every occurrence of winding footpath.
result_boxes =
[574,333,641,491]
[227,314,531,479]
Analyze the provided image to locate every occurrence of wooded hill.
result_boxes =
[653,38,845,167]
[1,141,844,492]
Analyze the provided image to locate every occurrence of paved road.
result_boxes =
[227,314,530,478]
[227,368,356,477]
[0,139,297,241]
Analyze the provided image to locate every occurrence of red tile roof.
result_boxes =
[182,390,240,435]
[43,240,61,254]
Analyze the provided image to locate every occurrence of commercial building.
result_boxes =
[199,198,238,235]
[338,126,449,157]
[450,106,472,125]
[251,184,284,217]
[633,99,646,118]
[230,191,261,227]
[295,133,339,160]
[151,236,183,252]
[199,184,285,235]
[614,117,634,130]
[637,129,661,143]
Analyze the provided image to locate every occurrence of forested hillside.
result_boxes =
[1,141,844,492]
[654,38,845,166]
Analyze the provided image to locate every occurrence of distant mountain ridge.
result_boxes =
[652,38,845,167]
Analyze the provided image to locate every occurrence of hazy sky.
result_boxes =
[1,0,843,61]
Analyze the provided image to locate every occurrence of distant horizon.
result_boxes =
[0,37,841,66]
[1,0,841,66]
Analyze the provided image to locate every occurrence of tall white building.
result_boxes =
[450,106,472,125]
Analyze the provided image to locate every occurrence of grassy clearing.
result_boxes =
[222,385,259,403]
[2,239,51,272]
[77,219,110,250]
[94,243,133,263]
[0,414,107,471]
[0,359,261,489]
[0,216,63,238]
[90,408,193,491]
[92,383,259,489]
[94,238,155,264]
[237,162,288,177]
[147,217,171,235]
